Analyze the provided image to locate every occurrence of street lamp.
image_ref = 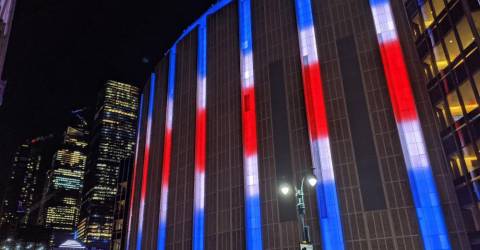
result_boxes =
[279,174,317,247]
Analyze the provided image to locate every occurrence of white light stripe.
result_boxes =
[193,172,205,210]
[371,3,397,42]
[197,76,206,110]
[166,99,174,130]
[312,137,335,182]
[244,155,260,197]
[300,26,319,62]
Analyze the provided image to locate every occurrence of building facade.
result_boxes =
[78,81,139,249]
[0,135,55,238]
[111,156,134,250]
[0,0,16,105]
[125,0,474,249]
[43,119,89,246]
[405,0,480,248]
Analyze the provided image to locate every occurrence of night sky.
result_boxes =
[0,0,216,180]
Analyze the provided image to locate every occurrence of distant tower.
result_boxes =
[78,80,139,249]
[0,0,16,105]
[0,134,54,237]
[42,112,89,246]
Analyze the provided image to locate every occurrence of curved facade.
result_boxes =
[125,0,472,249]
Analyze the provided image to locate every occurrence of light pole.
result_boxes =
[279,174,317,247]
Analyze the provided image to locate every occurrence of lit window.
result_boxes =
[421,2,435,27]
[431,0,446,16]
[443,29,461,62]
[458,79,479,113]
[446,90,463,121]
[435,100,449,128]
[462,145,478,173]
[473,70,480,95]
[432,42,448,71]
[449,153,464,177]
[456,17,475,49]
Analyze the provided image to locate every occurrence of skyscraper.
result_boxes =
[125,0,471,249]
[404,0,480,247]
[78,80,139,249]
[42,115,89,246]
[0,134,54,237]
[0,0,16,105]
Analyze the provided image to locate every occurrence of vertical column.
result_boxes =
[125,92,144,250]
[192,17,207,250]
[135,74,156,250]
[293,0,345,249]
[368,1,451,249]
[238,0,263,249]
[157,46,176,250]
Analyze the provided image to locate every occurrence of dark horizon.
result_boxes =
[0,0,216,181]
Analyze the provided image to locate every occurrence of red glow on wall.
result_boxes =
[303,62,329,139]
[195,110,206,172]
[241,86,258,157]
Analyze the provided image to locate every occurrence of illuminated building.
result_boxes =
[125,0,473,249]
[43,118,89,246]
[78,80,139,249]
[0,0,15,105]
[405,0,480,247]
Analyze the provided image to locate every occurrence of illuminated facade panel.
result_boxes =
[293,0,345,249]
[192,17,207,250]
[135,74,155,250]
[157,46,176,250]
[369,0,450,249]
[238,0,263,249]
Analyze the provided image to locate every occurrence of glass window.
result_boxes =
[449,153,464,177]
[463,144,479,173]
[413,14,425,36]
[456,17,475,49]
[474,70,480,95]
[424,53,436,76]
[458,79,479,113]
[472,7,480,35]
[447,90,464,121]
[443,29,461,62]
[435,100,449,128]
[431,0,446,16]
[433,42,449,71]
[421,2,435,28]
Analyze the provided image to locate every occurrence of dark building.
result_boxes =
[41,115,89,246]
[0,135,55,237]
[124,0,475,249]
[78,80,139,249]
[0,0,15,105]
[404,0,480,248]
[111,156,134,250]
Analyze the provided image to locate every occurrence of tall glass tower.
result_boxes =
[78,80,139,249]
[405,0,480,247]
[43,116,88,246]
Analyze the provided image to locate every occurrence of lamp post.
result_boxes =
[279,174,317,247]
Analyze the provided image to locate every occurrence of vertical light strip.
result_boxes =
[192,17,207,250]
[135,74,156,250]
[157,46,176,250]
[125,92,144,250]
[293,0,345,249]
[238,1,263,249]
[369,1,451,249]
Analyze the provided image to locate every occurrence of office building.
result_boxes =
[78,80,139,249]
[405,0,480,247]
[0,0,16,105]
[0,135,55,237]
[43,116,89,246]
[125,0,474,249]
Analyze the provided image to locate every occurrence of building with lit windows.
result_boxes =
[78,80,139,249]
[405,0,480,247]
[0,0,15,106]
[42,117,89,246]
[124,0,476,249]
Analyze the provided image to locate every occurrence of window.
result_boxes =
[474,70,480,95]
[431,0,446,16]
[456,17,475,49]
[462,144,479,173]
[458,79,479,113]
[449,152,464,177]
[433,42,449,71]
[424,53,436,76]
[447,90,463,121]
[435,100,449,128]
[421,2,435,27]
